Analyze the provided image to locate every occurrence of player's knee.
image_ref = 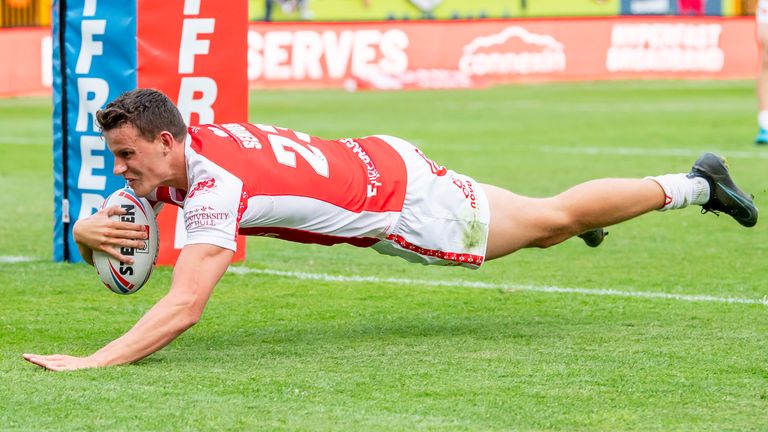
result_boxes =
[528,209,580,248]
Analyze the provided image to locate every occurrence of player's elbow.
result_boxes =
[176,304,203,331]
[181,313,201,330]
[167,293,206,330]
[183,295,207,324]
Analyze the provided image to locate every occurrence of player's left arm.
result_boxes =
[23,243,233,371]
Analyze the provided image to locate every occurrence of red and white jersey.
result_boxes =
[147,123,407,252]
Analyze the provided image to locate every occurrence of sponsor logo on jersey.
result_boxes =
[459,26,566,76]
[185,205,231,230]
[187,178,217,198]
[340,138,382,197]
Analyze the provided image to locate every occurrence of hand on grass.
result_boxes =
[22,353,99,372]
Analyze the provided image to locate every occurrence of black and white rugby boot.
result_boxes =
[578,227,608,248]
[688,153,758,228]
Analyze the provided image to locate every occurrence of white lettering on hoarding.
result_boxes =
[263,31,292,79]
[178,18,215,74]
[75,77,108,132]
[378,29,408,75]
[79,193,105,221]
[75,19,106,74]
[178,76,217,124]
[83,0,98,17]
[78,135,106,189]
[248,29,409,81]
[247,30,262,80]
[177,0,218,127]
[183,0,202,15]
[458,26,566,76]
[41,36,52,87]
[323,31,354,78]
[292,31,324,79]
[73,1,108,221]
[606,24,724,72]
[351,30,379,78]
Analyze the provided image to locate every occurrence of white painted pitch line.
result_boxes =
[227,267,768,306]
[0,255,34,263]
[537,145,768,160]
[0,258,761,306]
[0,137,47,145]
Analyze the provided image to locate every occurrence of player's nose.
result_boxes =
[113,160,127,175]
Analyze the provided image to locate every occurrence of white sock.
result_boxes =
[645,173,710,211]
[758,111,768,130]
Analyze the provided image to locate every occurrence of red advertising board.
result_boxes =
[138,1,248,265]
[0,27,50,96]
[247,16,760,89]
[1,17,760,96]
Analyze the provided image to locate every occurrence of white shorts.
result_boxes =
[370,135,490,269]
[758,0,768,24]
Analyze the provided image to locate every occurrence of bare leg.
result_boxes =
[482,179,665,260]
[758,23,768,112]
[756,21,768,143]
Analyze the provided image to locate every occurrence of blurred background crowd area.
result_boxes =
[0,0,762,28]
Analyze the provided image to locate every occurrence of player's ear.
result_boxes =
[158,130,175,153]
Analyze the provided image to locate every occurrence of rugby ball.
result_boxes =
[93,187,159,295]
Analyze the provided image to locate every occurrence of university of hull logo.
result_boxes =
[458,26,566,76]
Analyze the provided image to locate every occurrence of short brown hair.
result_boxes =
[96,88,187,141]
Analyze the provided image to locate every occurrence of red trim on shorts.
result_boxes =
[386,234,485,266]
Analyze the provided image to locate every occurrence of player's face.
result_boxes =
[105,124,171,197]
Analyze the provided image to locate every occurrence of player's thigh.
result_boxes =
[759,24,768,47]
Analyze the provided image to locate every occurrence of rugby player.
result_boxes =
[23,89,758,371]
[756,0,768,144]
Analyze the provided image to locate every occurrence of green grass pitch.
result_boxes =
[1,81,767,430]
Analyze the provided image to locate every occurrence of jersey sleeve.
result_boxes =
[182,157,246,252]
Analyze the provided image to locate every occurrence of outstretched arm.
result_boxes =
[23,243,234,371]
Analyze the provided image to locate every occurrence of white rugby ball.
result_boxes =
[93,187,159,295]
